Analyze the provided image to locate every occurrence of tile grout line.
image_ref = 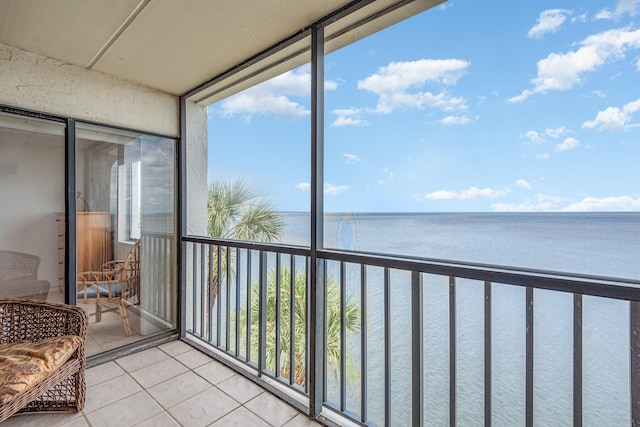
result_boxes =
[82,343,318,427]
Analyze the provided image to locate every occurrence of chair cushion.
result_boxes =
[0,335,82,404]
[77,283,122,299]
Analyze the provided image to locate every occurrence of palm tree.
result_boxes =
[207,179,283,241]
[207,179,284,302]
[208,178,360,386]
[239,267,360,386]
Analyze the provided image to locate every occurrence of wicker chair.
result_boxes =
[0,299,88,422]
[0,251,50,301]
[77,240,140,336]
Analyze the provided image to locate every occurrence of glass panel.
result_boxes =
[0,111,65,302]
[205,58,312,246]
[323,3,640,281]
[76,123,176,355]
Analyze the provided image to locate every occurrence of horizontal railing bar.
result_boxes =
[318,249,640,286]
[184,237,640,301]
[183,235,310,256]
[316,250,640,301]
[184,239,640,300]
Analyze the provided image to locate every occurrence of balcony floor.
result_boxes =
[2,340,321,427]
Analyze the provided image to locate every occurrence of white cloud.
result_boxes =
[325,80,339,91]
[439,115,471,125]
[516,179,532,189]
[332,116,368,127]
[331,108,369,127]
[374,92,467,114]
[424,186,510,200]
[528,9,572,39]
[220,69,338,119]
[343,153,361,164]
[509,27,640,102]
[536,153,550,159]
[358,59,470,114]
[523,130,545,143]
[359,59,470,93]
[561,195,640,211]
[582,97,640,130]
[325,183,349,196]
[222,93,309,120]
[295,182,350,196]
[545,126,570,138]
[556,137,580,151]
[572,13,588,24]
[492,194,563,212]
[493,193,640,212]
[596,0,639,20]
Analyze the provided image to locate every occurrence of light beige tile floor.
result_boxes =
[46,288,156,357]
[2,340,322,427]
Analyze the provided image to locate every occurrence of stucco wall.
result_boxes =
[185,100,208,236]
[0,42,179,137]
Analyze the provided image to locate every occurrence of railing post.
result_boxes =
[340,261,347,412]
[216,245,222,346]
[631,301,640,426]
[310,257,325,416]
[276,254,282,377]
[384,267,391,426]
[412,271,424,427]
[573,293,582,427]
[207,244,213,340]
[485,280,492,427]
[360,263,368,423]
[449,275,456,427]
[526,287,534,427]
[259,250,268,376]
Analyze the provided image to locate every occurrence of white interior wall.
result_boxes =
[0,130,65,287]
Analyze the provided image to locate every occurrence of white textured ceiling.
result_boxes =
[0,0,353,95]
[0,0,443,97]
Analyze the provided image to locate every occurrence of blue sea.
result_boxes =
[278,212,640,426]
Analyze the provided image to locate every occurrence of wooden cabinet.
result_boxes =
[56,212,112,291]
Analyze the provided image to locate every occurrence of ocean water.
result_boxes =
[278,212,640,426]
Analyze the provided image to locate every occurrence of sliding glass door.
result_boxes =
[75,123,177,355]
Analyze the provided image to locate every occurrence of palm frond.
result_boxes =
[207,179,283,242]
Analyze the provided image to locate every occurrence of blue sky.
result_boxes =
[208,0,640,213]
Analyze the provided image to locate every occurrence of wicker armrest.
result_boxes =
[0,299,88,421]
[0,299,88,344]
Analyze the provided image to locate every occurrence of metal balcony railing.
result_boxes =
[183,236,640,427]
